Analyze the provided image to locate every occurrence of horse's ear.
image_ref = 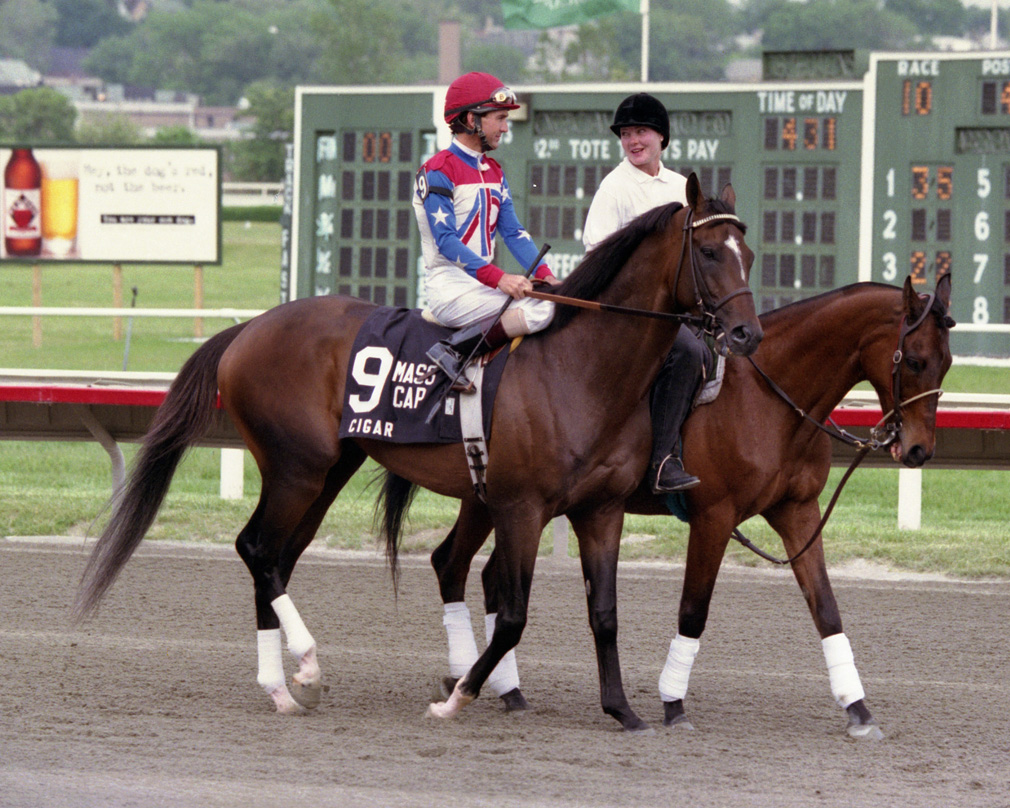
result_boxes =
[935,271,952,309]
[902,275,925,319]
[686,172,703,211]
[935,271,956,327]
[720,183,736,210]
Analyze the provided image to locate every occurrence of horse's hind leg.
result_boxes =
[238,448,365,714]
[276,445,367,709]
[765,499,883,740]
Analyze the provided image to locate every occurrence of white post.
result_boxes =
[897,467,922,530]
[220,448,245,500]
[640,0,650,83]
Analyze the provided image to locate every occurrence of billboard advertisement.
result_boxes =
[1,146,221,264]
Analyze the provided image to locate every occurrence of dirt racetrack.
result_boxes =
[1,536,1008,808]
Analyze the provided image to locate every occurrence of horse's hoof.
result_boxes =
[267,685,307,715]
[500,687,531,713]
[290,677,327,710]
[662,699,694,730]
[617,712,652,733]
[437,676,459,701]
[426,701,457,720]
[846,722,884,741]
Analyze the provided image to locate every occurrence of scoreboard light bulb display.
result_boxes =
[867,52,1010,355]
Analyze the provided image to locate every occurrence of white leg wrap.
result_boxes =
[443,602,479,678]
[484,612,520,697]
[271,594,315,659]
[256,628,286,693]
[822,633,866,708]
[658,634,700,702]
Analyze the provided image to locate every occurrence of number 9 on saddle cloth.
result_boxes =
[338,307,509,445]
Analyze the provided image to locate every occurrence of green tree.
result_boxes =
[463,43,528,84]
[0,0,57,70]
[884,0,967,38]
[542,0,742,82]
[761,0,918,51]
[150,125,204,145]
[75,114,143,145]
[52,0,132,48]
[83,0,331,104]
[224,81,293,181]
[312,0,441,84]
[0,88,76,143]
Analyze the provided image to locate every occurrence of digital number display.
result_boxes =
[911,165,953,200]
[763,116,837,150]
[901,79,932,115]
[980,80,1010,114]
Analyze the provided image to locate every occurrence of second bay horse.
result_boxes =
[411,275,953,737]
[75,175,763,732]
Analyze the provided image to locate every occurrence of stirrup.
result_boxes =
[425,343,475,394]
[652,456,700,494]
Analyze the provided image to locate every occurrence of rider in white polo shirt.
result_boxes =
[583,93,708,493]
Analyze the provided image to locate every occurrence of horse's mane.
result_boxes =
[759,281,953,331]
[543,201,683,332]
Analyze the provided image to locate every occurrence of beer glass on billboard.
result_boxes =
[40,151,79,258]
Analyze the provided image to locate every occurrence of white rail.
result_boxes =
[0,307,265,319]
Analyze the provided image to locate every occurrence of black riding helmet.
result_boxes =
[610,93,670,150]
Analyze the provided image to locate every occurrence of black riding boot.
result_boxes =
[649,331,706,493]
[426,318,510,393]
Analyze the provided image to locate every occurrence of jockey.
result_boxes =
[413,71,560,391]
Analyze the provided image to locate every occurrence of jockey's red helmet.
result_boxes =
[443,72,519,126]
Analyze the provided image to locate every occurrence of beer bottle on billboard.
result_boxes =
[3,148,43,257]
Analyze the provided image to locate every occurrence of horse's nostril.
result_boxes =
[730,325,763,353]
[904,445,928,468]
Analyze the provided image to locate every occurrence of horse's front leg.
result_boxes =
[570,505,650,733]
[427,507,543,720]
[659,519,733,730]
[431,501,530,711]
[765,499,883,740]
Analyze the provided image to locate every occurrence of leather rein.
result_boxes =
[731,291,945,566]
[527,208,751,340]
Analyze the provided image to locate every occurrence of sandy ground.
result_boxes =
[1,536,1008,808]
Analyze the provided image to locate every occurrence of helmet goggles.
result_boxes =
[446,86,518,119]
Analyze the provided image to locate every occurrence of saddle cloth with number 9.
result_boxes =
[337,306,510,444]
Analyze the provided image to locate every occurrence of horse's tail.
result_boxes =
[74,321,251,620]
[375,471,419,592]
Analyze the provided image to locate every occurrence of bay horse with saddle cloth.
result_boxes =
[75,175,762,732]
[409,274,953,738]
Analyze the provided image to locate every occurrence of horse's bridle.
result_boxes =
[673,207,753,340]
[874,290,945,447]
[734,291,948,567]
[525,206,754,337]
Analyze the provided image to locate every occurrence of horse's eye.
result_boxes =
[700,246,716,260]
[905,356,924,373]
